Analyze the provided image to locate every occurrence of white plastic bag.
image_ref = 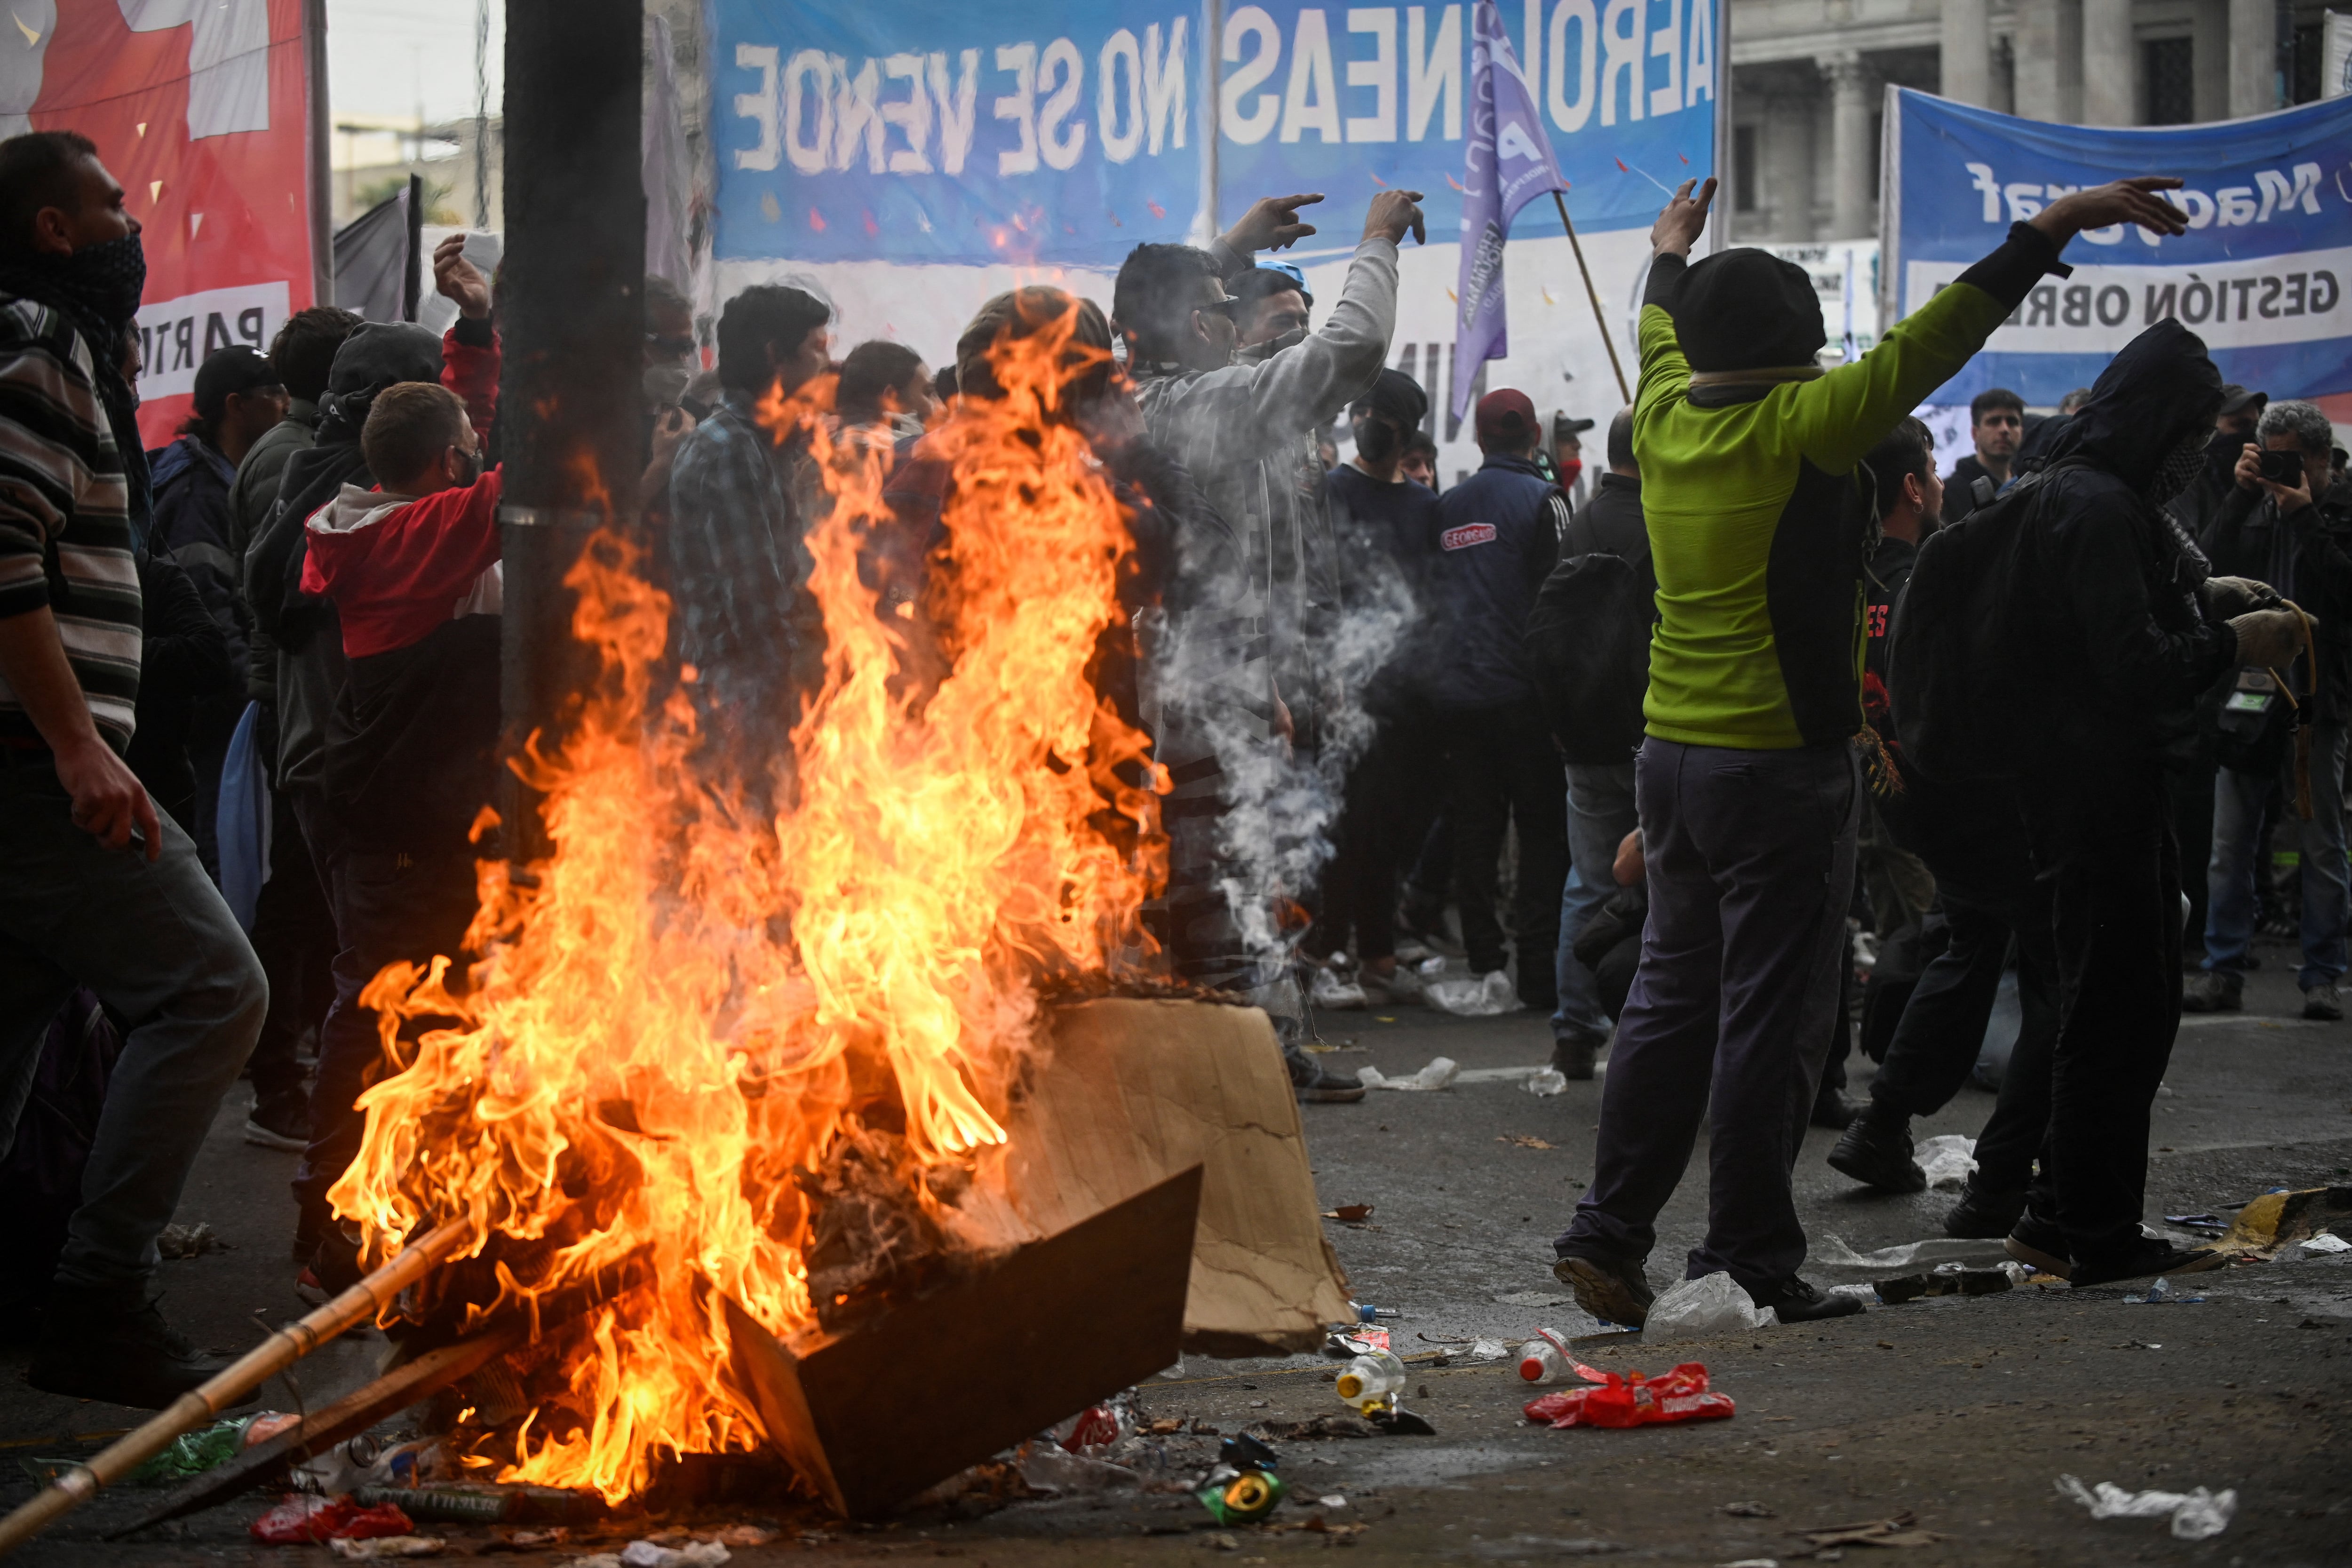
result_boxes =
[1521,1067,1569,1096]
[1915,1133,1979,1190]
[1643,1271,1777,1341]
[1356,1057,1460,1091]
[2056,1475,2236,1540]
[1424,970,1519,1016]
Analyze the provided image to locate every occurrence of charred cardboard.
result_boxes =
[1009,998,1353,1356]
[722,1163,1201,1519]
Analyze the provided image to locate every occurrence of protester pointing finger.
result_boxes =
[1365,190,1426,247]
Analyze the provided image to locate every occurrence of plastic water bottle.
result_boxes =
[1333,1349,1407,1409]
[1519,1337,1572,1383]
[1349,1300,1398,1322]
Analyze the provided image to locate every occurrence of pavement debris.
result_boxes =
[1787,1510,1945,1550]
[1356,1057,1460,1091]
[2056,1474,2238,1540]
[1645,1273,1777,1338]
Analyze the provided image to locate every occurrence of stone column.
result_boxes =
[2081,0,2133,123]
[1764,91,1816,241]
[1827,52,1875,241]
[2228,0,2274,115]
[1940,0,1992,106]
[2012,0,2060,119]
[2193,0,2231,121]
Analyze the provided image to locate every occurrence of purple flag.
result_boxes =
[1452,0,1572,418]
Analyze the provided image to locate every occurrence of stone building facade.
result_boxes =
[1727,0,2344,242]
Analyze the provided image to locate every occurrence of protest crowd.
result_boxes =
[0,111,2345,1421]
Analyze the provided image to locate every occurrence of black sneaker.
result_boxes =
[26,1281,250,1410]
[2181,970,2242,1013]
[2069,1241,2227,1289]
[1551,1252,1655,1328]
[244,1090,310,1152]
[1284,1043,1367,1103]
[2002,1210,2074,1280]
[2303,982,2344,1022]
[1810,1090,1865,1130]
[1826,1101,1925,1192]
[1750,1275,1865,1324]
[1549,1031,1599,1082]
[1944,1181,2027,1239]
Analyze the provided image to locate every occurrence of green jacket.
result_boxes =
[1634,226,2063,749]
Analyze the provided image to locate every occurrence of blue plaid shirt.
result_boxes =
[666,389,810,721]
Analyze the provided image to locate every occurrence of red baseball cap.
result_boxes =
[1474,388,1540,447]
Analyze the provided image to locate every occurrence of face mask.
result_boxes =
[53,231,147,331]
[2147,426,2209,505]
[450,446,482,488]
[1557,457,1584,490]
[1356,418,1400,464]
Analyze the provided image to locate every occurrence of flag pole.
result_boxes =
[1552,189,1629,404]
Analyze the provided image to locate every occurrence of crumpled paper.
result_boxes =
[2056,1475,2237,1540]
[1424,971,1519,1016]
[1915,1133,1979,1190]
[1356,1057,1460,1091]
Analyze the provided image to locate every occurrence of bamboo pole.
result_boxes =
[1553,190,1631,405]
[0,1225,473,1558]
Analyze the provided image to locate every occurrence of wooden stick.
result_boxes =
[1553,190,1630,405]
[109,1328,526,1537]
[0,1225,473,1558]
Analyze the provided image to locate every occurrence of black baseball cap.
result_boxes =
[192,345,282,418]
[2217,383,2266,417]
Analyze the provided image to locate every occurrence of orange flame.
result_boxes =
[329,301,1162,1503]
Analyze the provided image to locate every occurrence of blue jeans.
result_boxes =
[0,751,266,1289]
[2201,723,2349,990]
[1552,761,1639,1043]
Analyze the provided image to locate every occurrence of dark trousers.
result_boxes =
[292,842,476,1233]
[243,786,335,1106]
[1559,738,1859,1289]
[1867,889,2060,1195]
[2022,767,2183,1268]
[1305,715,1433,965]
[1438,702,1567,1003]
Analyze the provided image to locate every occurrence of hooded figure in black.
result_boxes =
[1997,320,2308,1289]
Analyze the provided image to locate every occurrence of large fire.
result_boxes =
[328,302,1166,1503]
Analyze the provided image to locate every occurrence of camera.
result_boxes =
[2258,448,2307,486]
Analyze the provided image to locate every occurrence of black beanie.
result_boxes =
[1666,248,1827,373]
[1357,366,1428,430]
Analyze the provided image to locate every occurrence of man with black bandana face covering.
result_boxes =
[0,130,269,1408]
[1988,321,2309,1289]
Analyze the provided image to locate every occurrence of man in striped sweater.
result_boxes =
[0,131,267,1408]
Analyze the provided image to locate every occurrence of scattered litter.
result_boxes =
[1495,1290,1571,1307]
[1196,1434,1286,1524]
[1645,1273,1777,1340]
[1470,1537,1624,1558]
[328,1540,445,1561]
[1321,1204,1375,1222]
[1813,1235,2002,1271]
[2164,1212,2227,1229]
[1357,1057,1460,1091]
[1017,1444,1140,1495]
[1519,1331,1573,1383]
[131,1411,292,1485]
[707,1527,776,1547]
[2286,1232,2351,1258]
[1318,1494,1347,1508]
[1347,1299,1398,1320]
[1787,1511,1944,1549]
[1524,1361,1735,1428]
[1265,1415,1378,1440]
[617,1539,731,1568]
[2215,1184,2352,1258]
[1719,1501,1775,1518]
[1424,971,1518,1015]
[497,1527,571,1548]
[1875,1264,2014,1304]
[157,1221,226,1258]
[1058,1400,1130,1452]
[1717,1560,1780,1568]
[1915,1135,1978,1191]
[1334,1348,1408,1410]
[1499,1133,1557,1149]
[354,1485,598,1526]
[2056,1475,2237,1540]
[1367,1408,1437,1435]
[1523,1068,1570,1096]
[2122,1276,2206,1305]
[250,1495,417,1545]
[1465,1337,1510,1361]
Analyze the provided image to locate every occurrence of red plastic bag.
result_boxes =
[249,1494,417,1544]
[1522,1360,1735,1429]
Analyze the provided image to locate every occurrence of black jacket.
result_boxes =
[1321,461,1441,717]
[1939,454,1997,525]
[246,435,369,791]
[2026,321,2240,771]
[1862,533,1917,731]
[1425,454,1568,711]
[125,546,233,834]
[1561,470,1646,565]
[2200,474,2352,727]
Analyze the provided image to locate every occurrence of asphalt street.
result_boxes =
[4,943,2349,1565]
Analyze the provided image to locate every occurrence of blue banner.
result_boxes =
[1884,88,2352,405]
[709,0,1719,266]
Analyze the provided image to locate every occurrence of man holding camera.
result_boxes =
[2186,399,2352,1021]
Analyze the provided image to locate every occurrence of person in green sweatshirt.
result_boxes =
[1548,170,2190,1329]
